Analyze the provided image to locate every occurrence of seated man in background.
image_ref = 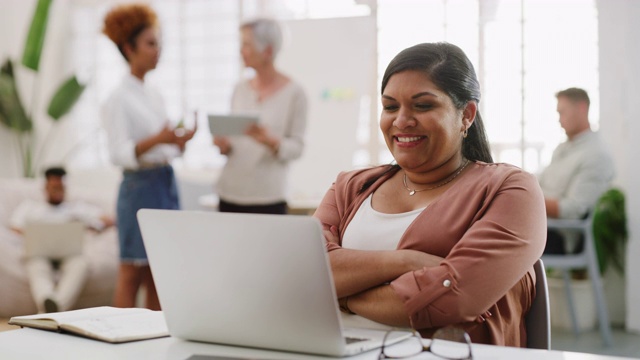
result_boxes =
[9,167,114,313]
[538,87,615,254]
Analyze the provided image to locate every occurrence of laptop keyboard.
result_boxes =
[345,336,368,344]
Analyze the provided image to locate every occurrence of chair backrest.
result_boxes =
[542,212,595,270]
[525,259,550,350]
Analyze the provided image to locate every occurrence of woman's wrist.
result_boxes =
[268,137,280,154]
[339,296,355,314]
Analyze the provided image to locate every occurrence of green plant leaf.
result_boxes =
[47,76,86,120]
[0,59,32,132]
[21,0,52,71]
[593,188,627,275]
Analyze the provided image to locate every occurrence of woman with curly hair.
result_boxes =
[101,3,195,310]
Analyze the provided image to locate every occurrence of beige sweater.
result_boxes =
[216,80,308,205]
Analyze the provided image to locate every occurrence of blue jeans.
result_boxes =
[117,165,179,262]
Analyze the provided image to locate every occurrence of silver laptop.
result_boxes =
[207,114,258,136]
[23,222,85,259]
[137,209,410,357]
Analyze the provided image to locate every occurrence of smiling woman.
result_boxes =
[313,42,547,347]
[380,69,475,181]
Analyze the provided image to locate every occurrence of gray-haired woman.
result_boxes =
[214,18,308,214]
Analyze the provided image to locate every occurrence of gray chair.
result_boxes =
[526,259,550,350]
[542,212,613,347]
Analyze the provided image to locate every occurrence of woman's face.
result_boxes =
[380,70,474,173]
[240,28,268,69]
[128,27,161,72]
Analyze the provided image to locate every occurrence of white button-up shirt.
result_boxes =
[538,130,615,219]
[101,74,180,169]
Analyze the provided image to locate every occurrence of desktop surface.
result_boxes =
[0,328,634,360]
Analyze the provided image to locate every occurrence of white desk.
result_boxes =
[0,328,632,360]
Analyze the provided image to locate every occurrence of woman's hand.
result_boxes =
[245,123,280,154]
[153,122,197,152]
[322,224,339,245]
[174,122,197,151]
[213,136,232,155]
[136,122,193,158]
[155,123,181,144]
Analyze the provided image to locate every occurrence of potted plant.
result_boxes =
[0,0,85,177]
[593,188,627,276]
[594,188,627,325]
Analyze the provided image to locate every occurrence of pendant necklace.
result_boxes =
[402,159,470,196]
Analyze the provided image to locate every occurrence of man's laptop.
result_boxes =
[23,221,85,259]
[137,209,410,357]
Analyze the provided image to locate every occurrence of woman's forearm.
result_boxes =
[330,249,402,298]
[330,248,442,298]
[134,133,161,158]
[346,285,411,328]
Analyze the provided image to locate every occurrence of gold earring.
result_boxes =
[463,128,468,138]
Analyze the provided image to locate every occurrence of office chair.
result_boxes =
[542,212,613,347]
[525,259,550,350]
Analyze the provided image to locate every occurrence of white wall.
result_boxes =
[278,17,377,202]
[597,0,640,331]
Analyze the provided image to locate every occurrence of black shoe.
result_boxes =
[44,298,58,313]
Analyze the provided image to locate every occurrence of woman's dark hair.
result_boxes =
[359,42,493,194]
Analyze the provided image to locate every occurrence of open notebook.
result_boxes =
[9,306,169,343]
[137,209,410,357]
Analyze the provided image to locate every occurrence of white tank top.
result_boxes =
[340,193,423,331]
[342,193,426,251]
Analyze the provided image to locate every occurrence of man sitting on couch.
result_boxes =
[9,167,114,313]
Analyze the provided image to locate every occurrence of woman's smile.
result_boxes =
[394,134,426,147]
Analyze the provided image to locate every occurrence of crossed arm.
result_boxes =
[323,225,443,327]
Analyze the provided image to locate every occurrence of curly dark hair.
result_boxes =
[102,3,158,60]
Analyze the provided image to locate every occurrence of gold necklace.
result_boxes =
[402,159,470,196]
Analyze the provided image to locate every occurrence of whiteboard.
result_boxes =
[277,16,377,204]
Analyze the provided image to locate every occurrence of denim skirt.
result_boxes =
[117,165,179,262]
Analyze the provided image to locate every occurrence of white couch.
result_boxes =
[0,170,120,317]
